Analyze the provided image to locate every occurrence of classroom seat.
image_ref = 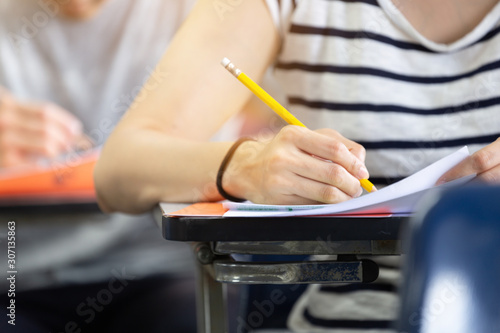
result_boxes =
[397,185,500,333]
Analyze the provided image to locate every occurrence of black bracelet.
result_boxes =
[216,137,254,202]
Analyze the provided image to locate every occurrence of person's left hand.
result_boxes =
[437,138,500,185]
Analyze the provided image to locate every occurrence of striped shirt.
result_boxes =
[267,0,500,186]
[264,0,500,331]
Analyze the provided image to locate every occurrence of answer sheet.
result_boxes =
[223,146,474,217]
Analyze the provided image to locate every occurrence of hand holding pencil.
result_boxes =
[221,58,376,195]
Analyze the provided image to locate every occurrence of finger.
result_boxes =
[1,111,66,147]
[18,102,83,139]
[0,107,44,138]
[0,149,31,168]
[289,127,369,180]
[1,102,82,153]
[437,139,500,184]
[316,128,367,162]
[19,103,83,153]
[290,152,362,198]
[45,103,83,137]
[476,164,500,183]
[1,127,65,158]
[288,172,354,204]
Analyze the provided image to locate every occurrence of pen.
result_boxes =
[221,57,376,193]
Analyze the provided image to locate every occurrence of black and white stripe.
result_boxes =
[276,58,500,84]
[267,0,500,182]
[287,262,401,331]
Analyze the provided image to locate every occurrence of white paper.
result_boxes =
[224,146,473,217]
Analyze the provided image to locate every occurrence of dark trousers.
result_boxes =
[0,274,197,333]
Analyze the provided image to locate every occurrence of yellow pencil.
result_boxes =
[221,57,376,193]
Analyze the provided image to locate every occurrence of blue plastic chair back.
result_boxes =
[397,185,500,333]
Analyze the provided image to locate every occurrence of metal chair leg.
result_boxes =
[194,243,228,333]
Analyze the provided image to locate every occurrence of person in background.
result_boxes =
[0,0,200,332]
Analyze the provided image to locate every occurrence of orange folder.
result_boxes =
[168,202,229,217]
[0,149,99,203]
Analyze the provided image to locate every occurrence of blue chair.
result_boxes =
[397,185,500,333]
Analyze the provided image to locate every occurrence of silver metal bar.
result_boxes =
[213,260,373,284]
[214,240,402,255]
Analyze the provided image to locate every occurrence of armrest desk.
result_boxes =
[158,203,409,333]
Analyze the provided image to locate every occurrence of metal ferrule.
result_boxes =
[224,61,241,77]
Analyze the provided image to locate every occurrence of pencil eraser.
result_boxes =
[221,57,231,67]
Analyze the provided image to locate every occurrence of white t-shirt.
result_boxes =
[1,0,194,144]
[0,0,197,291]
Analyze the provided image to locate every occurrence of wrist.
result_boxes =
[219,138,262,202]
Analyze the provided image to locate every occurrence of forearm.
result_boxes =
[94,0,279,213]
[95,126,232,214]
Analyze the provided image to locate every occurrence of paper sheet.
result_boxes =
[224,146,473,217]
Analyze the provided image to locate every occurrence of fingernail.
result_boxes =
[354,188,363,198]
[358,166,369,179]
[436,178,446,186]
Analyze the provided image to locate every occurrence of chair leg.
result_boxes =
[195,244,228,333]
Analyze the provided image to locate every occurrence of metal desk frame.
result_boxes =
[160,209,408,333]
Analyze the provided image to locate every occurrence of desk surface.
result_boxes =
[161,203,409,242]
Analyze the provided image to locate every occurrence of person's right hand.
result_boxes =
[223,125,369,205]
[0,87,84,168]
